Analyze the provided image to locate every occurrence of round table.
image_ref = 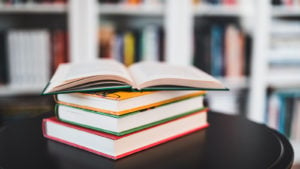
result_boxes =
[0,112,294,169]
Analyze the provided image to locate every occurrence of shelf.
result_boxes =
[272,6,300,17]
[0,85,44,96]
[0,3,67,14]
[218,77,249,89]
[193,5,241,17]
[99,4,164,16]
[98,4,242,17]
[268,75,300,88]
[291,140,300,163]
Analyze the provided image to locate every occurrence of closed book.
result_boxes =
[56,90,205,115]
[43,110,208,159]
[56,96,206,136]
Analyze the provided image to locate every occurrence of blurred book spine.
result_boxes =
[193,22,248,79]
[0,28,68,89]
[266,89,300,141]
[0,0,67,4]
[99,24,164,65]
[268,20,300,87]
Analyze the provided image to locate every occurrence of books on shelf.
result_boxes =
[0,0,67,5]
[193,22,247,79]
[99,24,164,64]
[7,29,51,88]
[266,89,300,140]
[268,20,300,86]
[0,28,68,89]
[99,22,247,81]
[42,59,226,95]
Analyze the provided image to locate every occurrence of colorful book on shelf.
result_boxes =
[52,29,68,73]
[42,59,227,95]
[56,96,206,136]
[123,32,135,66]
[42,110,208,160]
[55,90,206,115]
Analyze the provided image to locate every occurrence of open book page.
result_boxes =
[45,59,134,93]
[129,61,225,89]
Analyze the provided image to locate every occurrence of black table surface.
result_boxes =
[0,112,294,169]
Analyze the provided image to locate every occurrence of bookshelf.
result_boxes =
[1,0,299,164]
[249,0,300,164]
[0,1,250,102]
[0,4,67,14]
[99,4,164,16]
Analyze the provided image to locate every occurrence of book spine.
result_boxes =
[115,124,209,159]
[42,118,116,159]
[0,31,8,85]
[42,117,209,160]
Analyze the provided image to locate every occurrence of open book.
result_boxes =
[42,59,227,95]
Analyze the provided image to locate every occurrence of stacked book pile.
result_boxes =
[42,59,226,159]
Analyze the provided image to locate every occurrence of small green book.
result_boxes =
[42,59,227,95]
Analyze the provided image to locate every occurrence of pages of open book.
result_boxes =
[128,61,225,90]
[45,59,135,93]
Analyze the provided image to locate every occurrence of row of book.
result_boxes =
[266,89,300,141]
[193,22,248,78]
[43,90,209,159]
[193,0,238,5]
[0,0,67,4]
[0,29,68,87]
[272,0,300,6]
[99,23,249,78]
[99,24,164,66]
[98,0,239,6]
[268,20,300,84]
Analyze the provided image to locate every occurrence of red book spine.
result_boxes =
[42,110,209,160]
[51,30,68,73]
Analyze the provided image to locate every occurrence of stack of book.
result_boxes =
[42,59,226,159]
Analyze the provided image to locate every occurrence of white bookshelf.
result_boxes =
[99,4,164,16]
[291,140,300,163]
[193,4,241,16]
[0,3,67,13]
[98,4,242,17]
[0,86,44,96]
[272,6,300,17]
[219,77,249,89]
[268,76,300,88]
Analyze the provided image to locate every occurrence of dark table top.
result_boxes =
[0,112,294,169]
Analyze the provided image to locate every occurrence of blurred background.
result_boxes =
[0,0,300,167]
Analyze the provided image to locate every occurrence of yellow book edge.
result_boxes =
[55,91,206,116]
